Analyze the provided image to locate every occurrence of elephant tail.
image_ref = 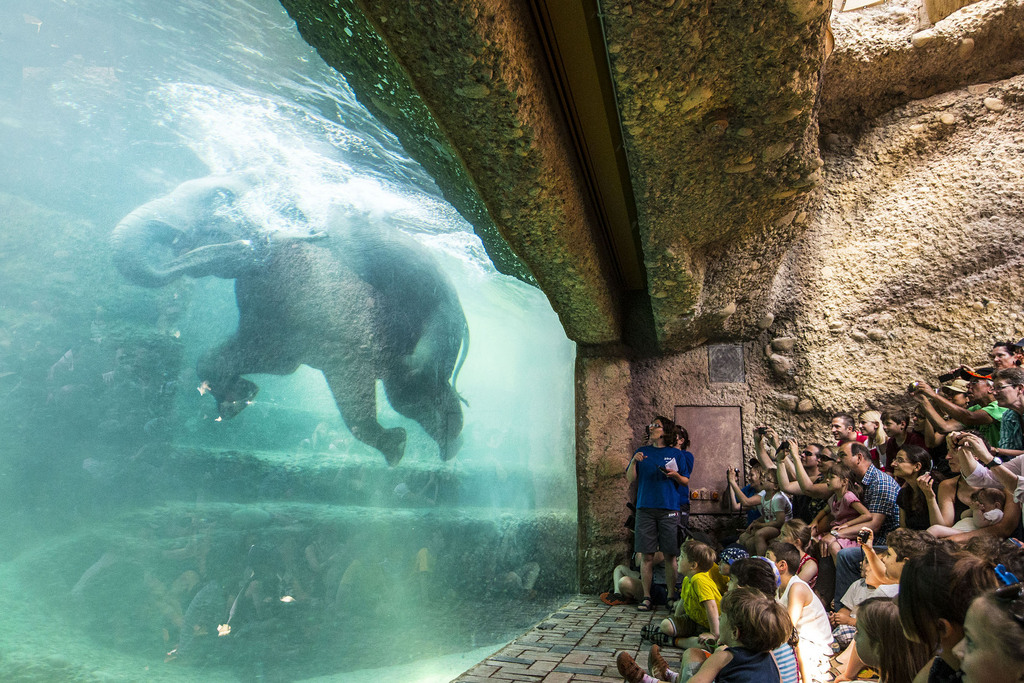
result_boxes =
[452,326,470,407]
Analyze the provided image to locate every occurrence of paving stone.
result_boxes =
[491,666,544,679]
[553,664,604,675]
[490,656,536,665]
[539,673,573,683]
[454,594,650,682]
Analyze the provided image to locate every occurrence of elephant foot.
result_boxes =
[379,427,407,467]
[212,376,260,420]
[438,432,463,462]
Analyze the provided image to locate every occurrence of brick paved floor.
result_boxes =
[453,594,667,682]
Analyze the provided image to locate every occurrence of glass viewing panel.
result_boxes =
[0,1,578,680]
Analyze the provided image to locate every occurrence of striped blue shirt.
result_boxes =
[771,643,799,683]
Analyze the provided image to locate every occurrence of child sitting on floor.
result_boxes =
[617,587,793,683]
[828,557,899,649]
[857,527,935,595]
[835,597,932,683]
[768,541,833,683]
[644,540,722,649]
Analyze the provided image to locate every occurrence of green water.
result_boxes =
[0,0,578,680]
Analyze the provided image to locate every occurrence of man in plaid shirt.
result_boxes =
[833,441,900,608]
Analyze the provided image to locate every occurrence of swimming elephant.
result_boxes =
[110,174,469,465]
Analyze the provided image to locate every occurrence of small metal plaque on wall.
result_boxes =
[708,344,744,383]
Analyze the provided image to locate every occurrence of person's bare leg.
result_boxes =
[614,563,640,594]
[618,576,641,602]
[641,552,655,601]
[755,526,780,555]
[681,648,710,679]
[664,554,677,602]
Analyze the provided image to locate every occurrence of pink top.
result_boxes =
[830,490,862,527]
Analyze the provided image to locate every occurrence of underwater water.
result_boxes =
[0,1,578,681]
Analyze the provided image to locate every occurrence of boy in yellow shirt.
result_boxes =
[643,539,722,648]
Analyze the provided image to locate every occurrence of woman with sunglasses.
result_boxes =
[776,440,832,527]
[953,580,1024,683]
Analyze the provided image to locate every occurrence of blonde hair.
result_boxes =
[860,410,887,449]
[681,539,717,572]
[781,519,813,552]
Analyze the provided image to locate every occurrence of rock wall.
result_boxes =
[821,0,1024,134]
[578,72,1024,592]
[770,73,1024,417]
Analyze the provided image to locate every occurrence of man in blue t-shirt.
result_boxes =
[626,415,691,611]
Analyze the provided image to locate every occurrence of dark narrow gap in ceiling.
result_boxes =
[526,0,646,296]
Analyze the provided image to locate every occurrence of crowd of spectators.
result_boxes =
[610,340,1024,683]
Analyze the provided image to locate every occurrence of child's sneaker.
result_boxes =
[616,651,655,683]
[649,644,678,682]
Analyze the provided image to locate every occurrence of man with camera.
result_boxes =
[956,368,1024,491]
[912,374,1005,448]
[832,441,901,608]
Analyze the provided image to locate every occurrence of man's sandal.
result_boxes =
[637,596,653,611]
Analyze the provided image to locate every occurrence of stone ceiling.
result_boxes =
[277,0,1024,355]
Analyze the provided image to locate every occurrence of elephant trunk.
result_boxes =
[110,213,191,288]
[111,211,259,287]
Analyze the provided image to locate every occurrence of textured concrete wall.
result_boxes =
[770,73,1024,419]
[577,343,768,591]
[598,0,832,349]
[821,0,1024,134]
[578,73,1024,591]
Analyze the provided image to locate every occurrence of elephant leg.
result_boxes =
[404,309,464,385]
[323,367,407,467]
[196,334,299,420]
[385,379,463,461]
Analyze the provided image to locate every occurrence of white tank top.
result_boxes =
[778,575,834,649]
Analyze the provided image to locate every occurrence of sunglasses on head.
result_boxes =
[994,581,1024,629]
